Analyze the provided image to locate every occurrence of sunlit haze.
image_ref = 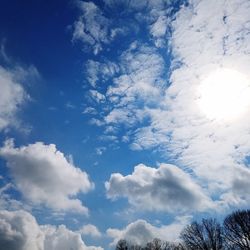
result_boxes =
[198,69,250,121]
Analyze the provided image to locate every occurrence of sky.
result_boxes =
[0,0,250,249]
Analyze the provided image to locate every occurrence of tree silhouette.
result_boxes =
[180,218,223,250]
[145,238,163,250]
[223,209,250,249]
[116,239,129,250]
[114,209,250,250]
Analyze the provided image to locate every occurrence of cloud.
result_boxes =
[0,139,94,214]
[0,209,103,250]
[149,13,170,47]
[0,210,43,250]
[107,216,190,247]
[85,60,119,87]
[107,44,166,105]
[42,224,103,250]
[78,224,102,238]
[99,44,167,130]
[163,0,250,190]
[105,163,212,213]
[89,90,106,103]
[95,147,106,156]
[0,66,27,131]
[0,183,29,211]
[72,1,110,55]
[114,0,250,209]
[73,0,250,212]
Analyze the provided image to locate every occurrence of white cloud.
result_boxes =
[107,216,190,247]
[0,139,94,214]
[95,147,106,156]
[82,107,97,115]
[78,224,102,238]
[85,60,119,87]
[105,163,212,213]
[74,0,250,213]
[150,15,168,38]
[0,210,43,250]
[164,0,250,190]
[0,66,27,131]
[150,14,170,47]
[0,183,29,211]
[0,209,103,250]
[42,224,103,250]
[72,1,110,55]
[107,45,166,104]
[122,0,250,209]
[89,90,106,103]
[99,44,166,129]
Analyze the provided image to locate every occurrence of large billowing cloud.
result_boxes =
[0,210,103,250]
[106,163,212,212]
[0,140,94,214]
[107,216,190,247]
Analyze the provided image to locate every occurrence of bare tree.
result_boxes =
[180,218,223,250]
[223,209,250,249]
[162,242,185,250]
[116,239,129,250]
[145,238,163,250]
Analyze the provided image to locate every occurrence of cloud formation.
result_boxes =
[0,210,103,250]
[0,140,94,214]
[72,1,110,55]
[101,0,250,211]
[0,66,27,131]
[106,163,212,212]
[107,216,190,247]
[78,224,102,238]
[160,0,250,196]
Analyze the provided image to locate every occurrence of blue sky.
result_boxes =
[1,0,250,249]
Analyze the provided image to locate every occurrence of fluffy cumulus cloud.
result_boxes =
[0,139,94,214]
[0,210,103,250]
[107,216,190,247]
[0,66,27,131]
[106,163,212,212]
[0,210,43,250]
[78,224,102,238]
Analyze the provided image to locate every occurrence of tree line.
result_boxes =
[116,209,250,250]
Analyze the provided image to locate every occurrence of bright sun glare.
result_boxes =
[197,68,250,121]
